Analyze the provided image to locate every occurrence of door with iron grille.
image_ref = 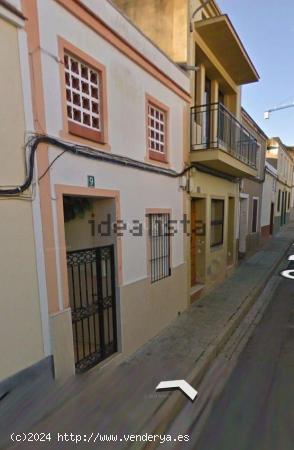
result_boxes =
[67,245,117,373]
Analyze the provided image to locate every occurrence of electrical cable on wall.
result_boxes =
[0,134,193,197]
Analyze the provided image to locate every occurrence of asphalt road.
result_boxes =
[3,245,294,450]
[190,275,294,450]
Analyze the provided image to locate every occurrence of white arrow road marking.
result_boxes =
[281,254,294,280]
[156,380,198,402]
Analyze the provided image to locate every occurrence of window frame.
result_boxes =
[58,37,108,146]
[210,199,225,248]
[146,210,171,284]
[146,94,169,164]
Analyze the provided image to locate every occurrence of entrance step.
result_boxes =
[190,284,205,303]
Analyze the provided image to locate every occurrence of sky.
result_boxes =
[216,0,294,145]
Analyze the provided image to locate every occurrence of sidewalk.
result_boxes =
[2,224,294,448]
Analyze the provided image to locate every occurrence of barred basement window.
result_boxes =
[147,101,168,162]
[64,52,105,142]
[210,199,224,247]
[149,213,171,283]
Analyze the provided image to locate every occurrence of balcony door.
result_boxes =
[218,90,225,143]
[203,77,211,146]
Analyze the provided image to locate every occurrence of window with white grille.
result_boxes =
[64,52,102,133]
[147,102,167,157]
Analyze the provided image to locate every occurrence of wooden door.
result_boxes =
[191,200,198,286]
[239,198,248,254]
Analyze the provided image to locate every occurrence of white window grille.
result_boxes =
[147,103,166,154]
[149,213,171,283]
[64,52,102,132]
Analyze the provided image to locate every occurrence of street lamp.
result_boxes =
[264,111,270,120]
[264,103,294,120]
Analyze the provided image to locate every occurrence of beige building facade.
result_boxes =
[0,1,49,384]
[114,0,260,299]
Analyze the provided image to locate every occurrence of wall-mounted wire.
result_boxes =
[0,134,193,197]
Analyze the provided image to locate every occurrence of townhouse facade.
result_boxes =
[0,0,192,381]
[266,138,294,234]
[114,0,260,299]
[239,108,267,257]
[0,0,49,383]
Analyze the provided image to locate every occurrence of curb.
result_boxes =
[138,239,293,448]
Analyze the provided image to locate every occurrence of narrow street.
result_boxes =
[168,273,294,450]
[1,230,292,449]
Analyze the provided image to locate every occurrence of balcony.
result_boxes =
[190,103,258,177]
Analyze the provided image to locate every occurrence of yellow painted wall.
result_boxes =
[114,0,240,114]
[114,0,189,62]
[190,169,238,289]
[113,0,251,297]
[0,19,44,381]
[114,0,221,66]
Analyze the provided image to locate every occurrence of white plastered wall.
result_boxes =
[33,0,189,372]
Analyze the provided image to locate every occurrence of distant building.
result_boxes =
[266,138,294,234]
[239,108,267,257]
[261,162,278,237]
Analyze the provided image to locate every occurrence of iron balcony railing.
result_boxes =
[191,103,258,169]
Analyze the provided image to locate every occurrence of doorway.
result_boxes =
[239,196,248,255]
[63,195,118,372]
[67,245,117,373]
[203,77,211,145]
[227,197,235,266]
[270,202,274,235]
[191,198,206,287]
[280,191,284,226]
[218,90,225,143]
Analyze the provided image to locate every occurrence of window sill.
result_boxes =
[59,129,111,152]
[145,154,170,169]
[148,150,168,163]
[68,121,106,143]
[149,274,172,285]
[210,243,224,252]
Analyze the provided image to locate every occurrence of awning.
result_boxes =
[194,15,259,85]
